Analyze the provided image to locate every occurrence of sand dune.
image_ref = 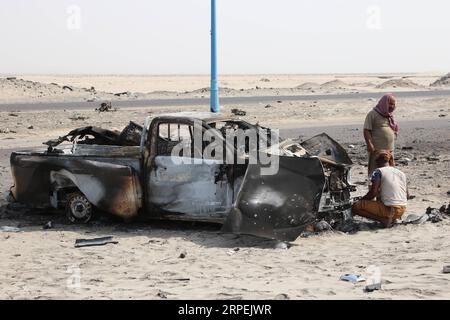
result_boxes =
[431,73,450,87]
[376,79,423,90]
[0,73,447,104]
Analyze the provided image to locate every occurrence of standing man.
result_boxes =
[364,93,399,177]
[352,150,408,228]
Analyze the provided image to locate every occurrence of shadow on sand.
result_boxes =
[0,202,291,250]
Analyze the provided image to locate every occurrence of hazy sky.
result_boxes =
[1,0,450,74]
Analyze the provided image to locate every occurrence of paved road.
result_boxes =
[1,89,450,112]
[282,118,450,146]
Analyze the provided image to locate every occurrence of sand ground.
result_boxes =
[0,74,449,300]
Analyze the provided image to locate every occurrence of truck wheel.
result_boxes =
[66,193,93,224]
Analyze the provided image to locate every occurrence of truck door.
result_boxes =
[145,121,233,219]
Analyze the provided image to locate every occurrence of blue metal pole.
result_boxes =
[210,0,220,113]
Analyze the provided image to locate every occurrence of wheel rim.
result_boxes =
[68,195,92,221]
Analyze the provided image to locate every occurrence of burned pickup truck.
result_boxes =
[9,112,356,241]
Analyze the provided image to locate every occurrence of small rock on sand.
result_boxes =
[274,293,290,300]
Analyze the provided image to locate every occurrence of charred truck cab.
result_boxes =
[10,112,356,241]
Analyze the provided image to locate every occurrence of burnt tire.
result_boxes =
[66,192,93,224]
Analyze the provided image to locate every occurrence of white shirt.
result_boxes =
[372,167,408,207]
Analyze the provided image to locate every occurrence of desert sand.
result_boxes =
[0,74,449,300]
[0,73,447,104]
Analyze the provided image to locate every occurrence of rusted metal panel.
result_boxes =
[10,153,142,219]
[222,155,326,241]
[301,133,353,166]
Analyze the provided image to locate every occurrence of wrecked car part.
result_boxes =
[0,226,21,233]
[340,274,366,284]
[75,236,118,248]
[364,282,382,292]
[148,157,233,218]
[118,121,143,146]
[222,156,326,242]
[43,221,53,230]
[96,102,116,112]
[402,214,429,225]
[66,192,93,224]
[43,122,143,151]
[11,156,142,221]
[10,113,355,241]
[300,133,353,165]
[231,109,247,116]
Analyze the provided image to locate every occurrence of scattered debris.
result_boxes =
[6,77,17,81]
[401,146,414,150]
[443,266,450,274]
[402,205,449,225]
[277,100,283,104]
[438,114,447,118]
[96,102,117,113]
[265,104,273,109]
[114,91,131,97]
[315,220,333,232]
[255,86,261,90]
[260,78,271,82]
[179,251,187,259]
[8,113,19,117]
[75,236,118,248]
[1,128,13,134]
[426,156,440,162]
[43,221,53,230]
[401,214,429,225]
[426,207,445,223]
[334,218,362,234]
[226,248,240,256]
[299,231,314,238]
[340,274,366,284]
[348,144,356,149]
[156,290,168,299]
[27,125,34,130]
[231,108,246,116]
[62,85,74,91]
[364,282,382,292]
[0,226,21,233]
[275,241,290,250]
[397,158,412,166]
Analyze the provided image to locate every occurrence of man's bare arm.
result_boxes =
[364,129,375,153]
[362,180,380,201]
